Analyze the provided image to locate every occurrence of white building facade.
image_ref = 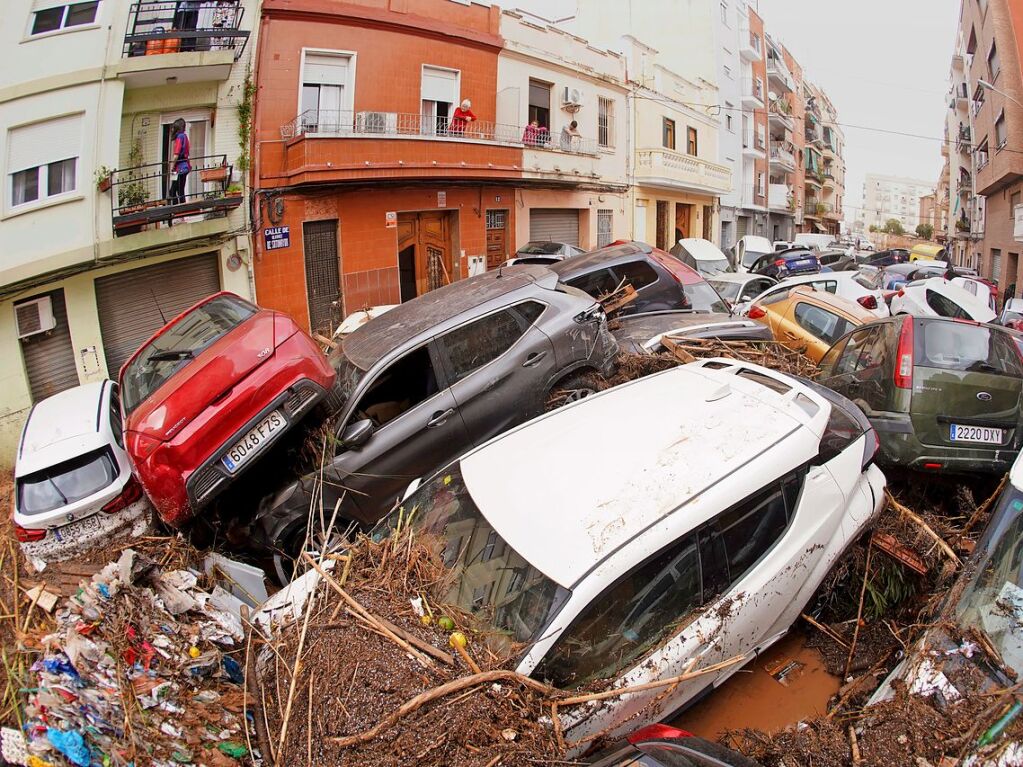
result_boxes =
[861,173,936,234]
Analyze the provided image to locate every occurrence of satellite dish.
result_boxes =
[768,90,778,101]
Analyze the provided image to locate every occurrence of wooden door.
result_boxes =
[486,210,508,269]
[675,203,692,240]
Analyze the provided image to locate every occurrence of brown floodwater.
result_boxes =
[673,631,841,739]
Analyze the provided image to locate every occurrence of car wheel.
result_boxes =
[546,371,606,411]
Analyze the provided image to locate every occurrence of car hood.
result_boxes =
[125,312,276,442]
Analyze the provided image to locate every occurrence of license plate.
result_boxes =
[949,424,1003,444]
[221,411,286,473]
[53,513,102,544]
[793,260,816,270]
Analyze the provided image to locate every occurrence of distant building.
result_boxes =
[860,174,934,233]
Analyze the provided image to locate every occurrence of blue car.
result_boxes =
[749,247,820,279]
[878,262,946,290]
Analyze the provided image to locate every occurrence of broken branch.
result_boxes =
[885,490,961,566]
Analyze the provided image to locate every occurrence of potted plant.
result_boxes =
[200,164,230,183]
[94,166,114,193]
[225,183,243,198]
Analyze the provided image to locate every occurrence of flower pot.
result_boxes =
[98,176,112,193]
[200,167,229,183]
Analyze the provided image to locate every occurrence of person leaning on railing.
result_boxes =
[450,99,477,136]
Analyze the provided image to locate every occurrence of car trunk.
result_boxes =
[127,312,277,443]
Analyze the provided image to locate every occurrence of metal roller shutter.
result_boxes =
[18,289,80,403]
[95,253,221,376]
[529,209,580,246]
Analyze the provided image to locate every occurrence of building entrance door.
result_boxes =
[675,203,693,241]
[397,211,454,301]
[486,209,508,269]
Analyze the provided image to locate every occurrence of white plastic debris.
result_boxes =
[907,659,962,700]
[0,727,28,766]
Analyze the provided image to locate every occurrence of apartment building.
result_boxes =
[861,173,934,233]
[802,82,845,236]
[0,0,257,461]
[945,21,980,267]
[765,34,799,242]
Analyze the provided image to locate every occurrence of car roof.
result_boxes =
[612,311,740,340]
[677,238,728,261]
[17,380,111,477]
[708,273,764,284]
[778,271,861,286]
[765,285,876,322]
[459,360,828,588]
[912,278,997,321]
[550,240,700,281]
[341,264,559,369]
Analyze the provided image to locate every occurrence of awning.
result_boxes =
[813,222,826,232]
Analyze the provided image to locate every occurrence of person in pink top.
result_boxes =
[450,99,476,135]
[167,118,191,206]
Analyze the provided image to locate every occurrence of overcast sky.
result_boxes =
[498,0,959,224]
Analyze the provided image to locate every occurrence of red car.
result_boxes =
[119,292,335,527]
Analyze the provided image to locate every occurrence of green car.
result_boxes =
[818,315,1023,474]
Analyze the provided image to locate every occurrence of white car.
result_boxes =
[13,381,152,562]
[950,276,996,311]
[735,271,891,318]
[381,358,886,751]
[707,273,779,307]
[669,237,731,277]
[331,305,397,339]
[891,278,997,323]
[730,235,775,273]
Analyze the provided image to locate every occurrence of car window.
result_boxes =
[613,260,660,291]
[793,302,856,346]
[709,280,741,302]
[917,322,1023,377]
[815,401,869,465]
[513,300,546,326]
[536,532,702,689]
[810,280,838,294]
[440,309,525,383]
[756,287,789,306]
[109,386,124,449]
[925,289,970,320]
[567,268,619,297]
[833,327,877,376]
[853,273,879,290]
[707,483,790,584]
[17,447,119,515]
[683,282,731,313]
[349,345,439,431]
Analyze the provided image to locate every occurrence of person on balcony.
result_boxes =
[522,119,543,146]
[167,119,191,207]
[174,1,201,52]
[560,120,580,151]
[450,99,477,136]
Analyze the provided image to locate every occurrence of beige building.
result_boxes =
[860,173,934,234]
[0,0,257,463]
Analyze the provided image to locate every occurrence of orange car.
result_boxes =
[748,285,875,362]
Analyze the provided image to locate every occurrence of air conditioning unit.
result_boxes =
[561,87,583,108]
[356,111,397,135]
[15,296,56,340]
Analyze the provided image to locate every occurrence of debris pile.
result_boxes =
[659,336,820,379]
[5,548,256,767]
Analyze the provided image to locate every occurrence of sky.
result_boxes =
[497,0,960,225]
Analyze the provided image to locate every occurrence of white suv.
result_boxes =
[14,380,152,562]
[377,358,887,750]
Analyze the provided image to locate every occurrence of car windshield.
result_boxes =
[329,346,368,410]
[694,258,731,277]
[683,282,731,314]
[918,323,1023,376]
[518,242,564,255]
[374,464,570,647]
[17,447,118,515]
[512,256,560,265]
[121,295,257,413]
[709,279,742,302]
[955,483,1023,675]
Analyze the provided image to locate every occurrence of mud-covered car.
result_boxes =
[256,265,617,578]
[612,310,773,354]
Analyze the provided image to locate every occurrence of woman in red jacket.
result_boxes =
[450,99,476,135]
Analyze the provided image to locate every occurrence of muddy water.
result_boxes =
[673,631,841,739]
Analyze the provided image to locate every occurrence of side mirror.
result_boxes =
[339,418,374,449]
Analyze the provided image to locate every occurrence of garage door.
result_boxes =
[529,209,580,246]
[95,253,221,376]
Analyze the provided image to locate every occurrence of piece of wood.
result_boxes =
[886,490,961,566]
[961,473,1009,536]
[598,284,637,316]
[372,615,455,666]
[326,670,554,747]
[845,542,873,680]
[313,333,338,351]
[849,725,863,765]
[871,531,928,576]
[801,613,851,650]
[453,642,482,674]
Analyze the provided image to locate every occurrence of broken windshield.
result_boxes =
[955,484,1023,675]
[374,465,569,646]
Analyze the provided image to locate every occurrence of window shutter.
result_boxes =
[7,114,83,173]
[421,66,458,103]
[303,54,349,86]
[31,0,69,11]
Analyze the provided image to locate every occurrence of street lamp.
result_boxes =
[978,78,1023,109]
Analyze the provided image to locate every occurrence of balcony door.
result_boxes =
[301,51,352,134]
[160,111,210,202]
[421,66,459,135]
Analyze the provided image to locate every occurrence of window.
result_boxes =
[440,309,524,383]
[725,112,734,133]
[989,41,1000,80]
[514,300,545,326]
[829,325,897,413]
[996,111,1007,149]
[568,268,619,298]
[809,279,838,294]
[709,484,790,585]
[529,80,552,130]
[598,97,615,148]
[992,247,1002,278]
[723,65,732,80]
[919,322,1023,376]
[421,65,460,134]
[793,302,855,346]
[301,52,352,133]
[7,114,82,209]
[109,386,123,449]
[30,1,98,35]
[686,126,698,156]
[17,447,118,515]
[1011,192,1020,219]
[663,118,676,150]
[757,172,765,196]
[351,345,440,429]
[925,289,971,320]
[721,2,728,25]
[597,209,613,247]
[613,260,659,290]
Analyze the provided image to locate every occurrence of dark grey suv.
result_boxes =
[255,265,617,577]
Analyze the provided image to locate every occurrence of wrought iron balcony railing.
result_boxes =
[123,1,249,60]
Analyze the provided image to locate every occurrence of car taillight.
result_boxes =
[15,524,45,543]
[102,477,143,514]
[127,432,163,461]
[857,295,878,310]
[774,259,786,267]
[627,723,694,744]
[862,427,880,469]
[894,315,914,390]
[748,305,767,320]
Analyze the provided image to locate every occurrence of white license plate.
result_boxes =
[949,424,1003,444]
[221,410,286,473]
[53,513,102,543]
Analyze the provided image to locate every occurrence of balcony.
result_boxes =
[769,145,796,172]
[635,149,731,195]
[804,199,830,219]
[741,127,766,159]
[739,29,762,62]
[768,102,794,132]
[741,183,768,209]
[956,125,971,154]
[952,53,965,71]
[742,78,765,109]
[954,83,969,111]
[116,1,249,88]
[822,169,836,188]
[109,154,241,237]
[766,53,795,94]
[805,172,823,190]
[768,183,794,212]
[804,126,824,149]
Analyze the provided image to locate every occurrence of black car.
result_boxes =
[550,241,730,317]
[748,247,821,279]
[588,724,762,767]
[818,248,857,272]
[858,248,910,268]
[612,310,774,354]
[254,265,618,581]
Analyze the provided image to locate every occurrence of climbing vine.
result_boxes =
[236,66,255,173]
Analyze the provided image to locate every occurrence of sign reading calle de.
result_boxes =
[264,226,291,250]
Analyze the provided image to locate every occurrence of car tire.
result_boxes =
[545,370,606,411]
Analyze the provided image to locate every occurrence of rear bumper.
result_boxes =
[875,418,1019,475]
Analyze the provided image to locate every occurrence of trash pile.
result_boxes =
[2,548,258,767]
[659,336,820,379]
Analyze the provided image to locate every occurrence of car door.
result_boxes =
[437,302,557,447]
[790,301,858,362]
[327,342,470,525]
[611,260,668,314]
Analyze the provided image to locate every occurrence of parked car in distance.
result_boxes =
[514,240,585,260]
[373,357,885,750]
[857,249,910,268]
[612,310,774,354]
[818,316,1023,474]
[748,248,821,280]
[748,286,875,362]
[587,724,762,767]
[708,273,779,309]
[255,265,618,580]
[909,243,947,262]
[332,305,397,339]
[550,241,731,317]
[890,278,997,323]
[730,235,776,273]
[877,261,947,290]
[120,292,337,527]
[670,237,731,277]
[999,297,1023,327]
[14,381,152,561]
[818,249,857,272]
[738,271,890,318]
[793,233,840,252]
